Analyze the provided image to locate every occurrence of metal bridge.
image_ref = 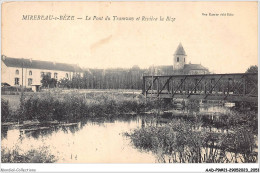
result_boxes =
[142,73,258,102]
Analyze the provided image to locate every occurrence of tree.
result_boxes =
[245,65,258,97]
[41,74,57,88]
[58,78,72,88]
[246,65,258,73]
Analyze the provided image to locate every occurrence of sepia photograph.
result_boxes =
[0,1,259,171]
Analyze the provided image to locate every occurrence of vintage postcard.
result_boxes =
[1,1,258,172]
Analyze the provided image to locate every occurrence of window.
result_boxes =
[66,73,69,78]
[29,70,32,76]
[54,73,58,79]
[47,72,51,77]
[15,78,19,85]
[15,69,19,75]
[28,78,32,86]
[177,57,179,62]
[41,72,45,77]
[184,58,185,62]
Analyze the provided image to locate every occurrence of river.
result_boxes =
[1,103,257,163]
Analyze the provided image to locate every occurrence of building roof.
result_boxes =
[174,43,186,56]
[146,65,173,75]
[1,55,83,72]
[183,64,208,71]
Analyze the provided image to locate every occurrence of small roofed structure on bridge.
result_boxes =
[146,43,209,75]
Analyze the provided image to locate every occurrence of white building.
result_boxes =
[1,55,83,87]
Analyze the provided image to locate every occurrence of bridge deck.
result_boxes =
[142,73,258,102]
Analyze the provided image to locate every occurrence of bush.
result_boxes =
[1,99,10,122]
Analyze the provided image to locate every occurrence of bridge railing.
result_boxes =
[142,73,258,102]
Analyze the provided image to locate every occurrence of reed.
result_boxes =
[2,90,165,122]
[128,120,257,163]
[1,146,56,163]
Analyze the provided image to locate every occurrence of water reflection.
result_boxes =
[2,116,156,163]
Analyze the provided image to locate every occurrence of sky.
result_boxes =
[2,1,258,73]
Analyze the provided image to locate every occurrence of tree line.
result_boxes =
[41,67,146,90]
[41,65,258,90]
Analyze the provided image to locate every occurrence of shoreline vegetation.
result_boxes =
[1,146,57,163]
[127,120,257,163]
[2,89,162,123]
[1,89,258,163]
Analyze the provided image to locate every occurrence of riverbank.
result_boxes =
[1,90,173,123]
